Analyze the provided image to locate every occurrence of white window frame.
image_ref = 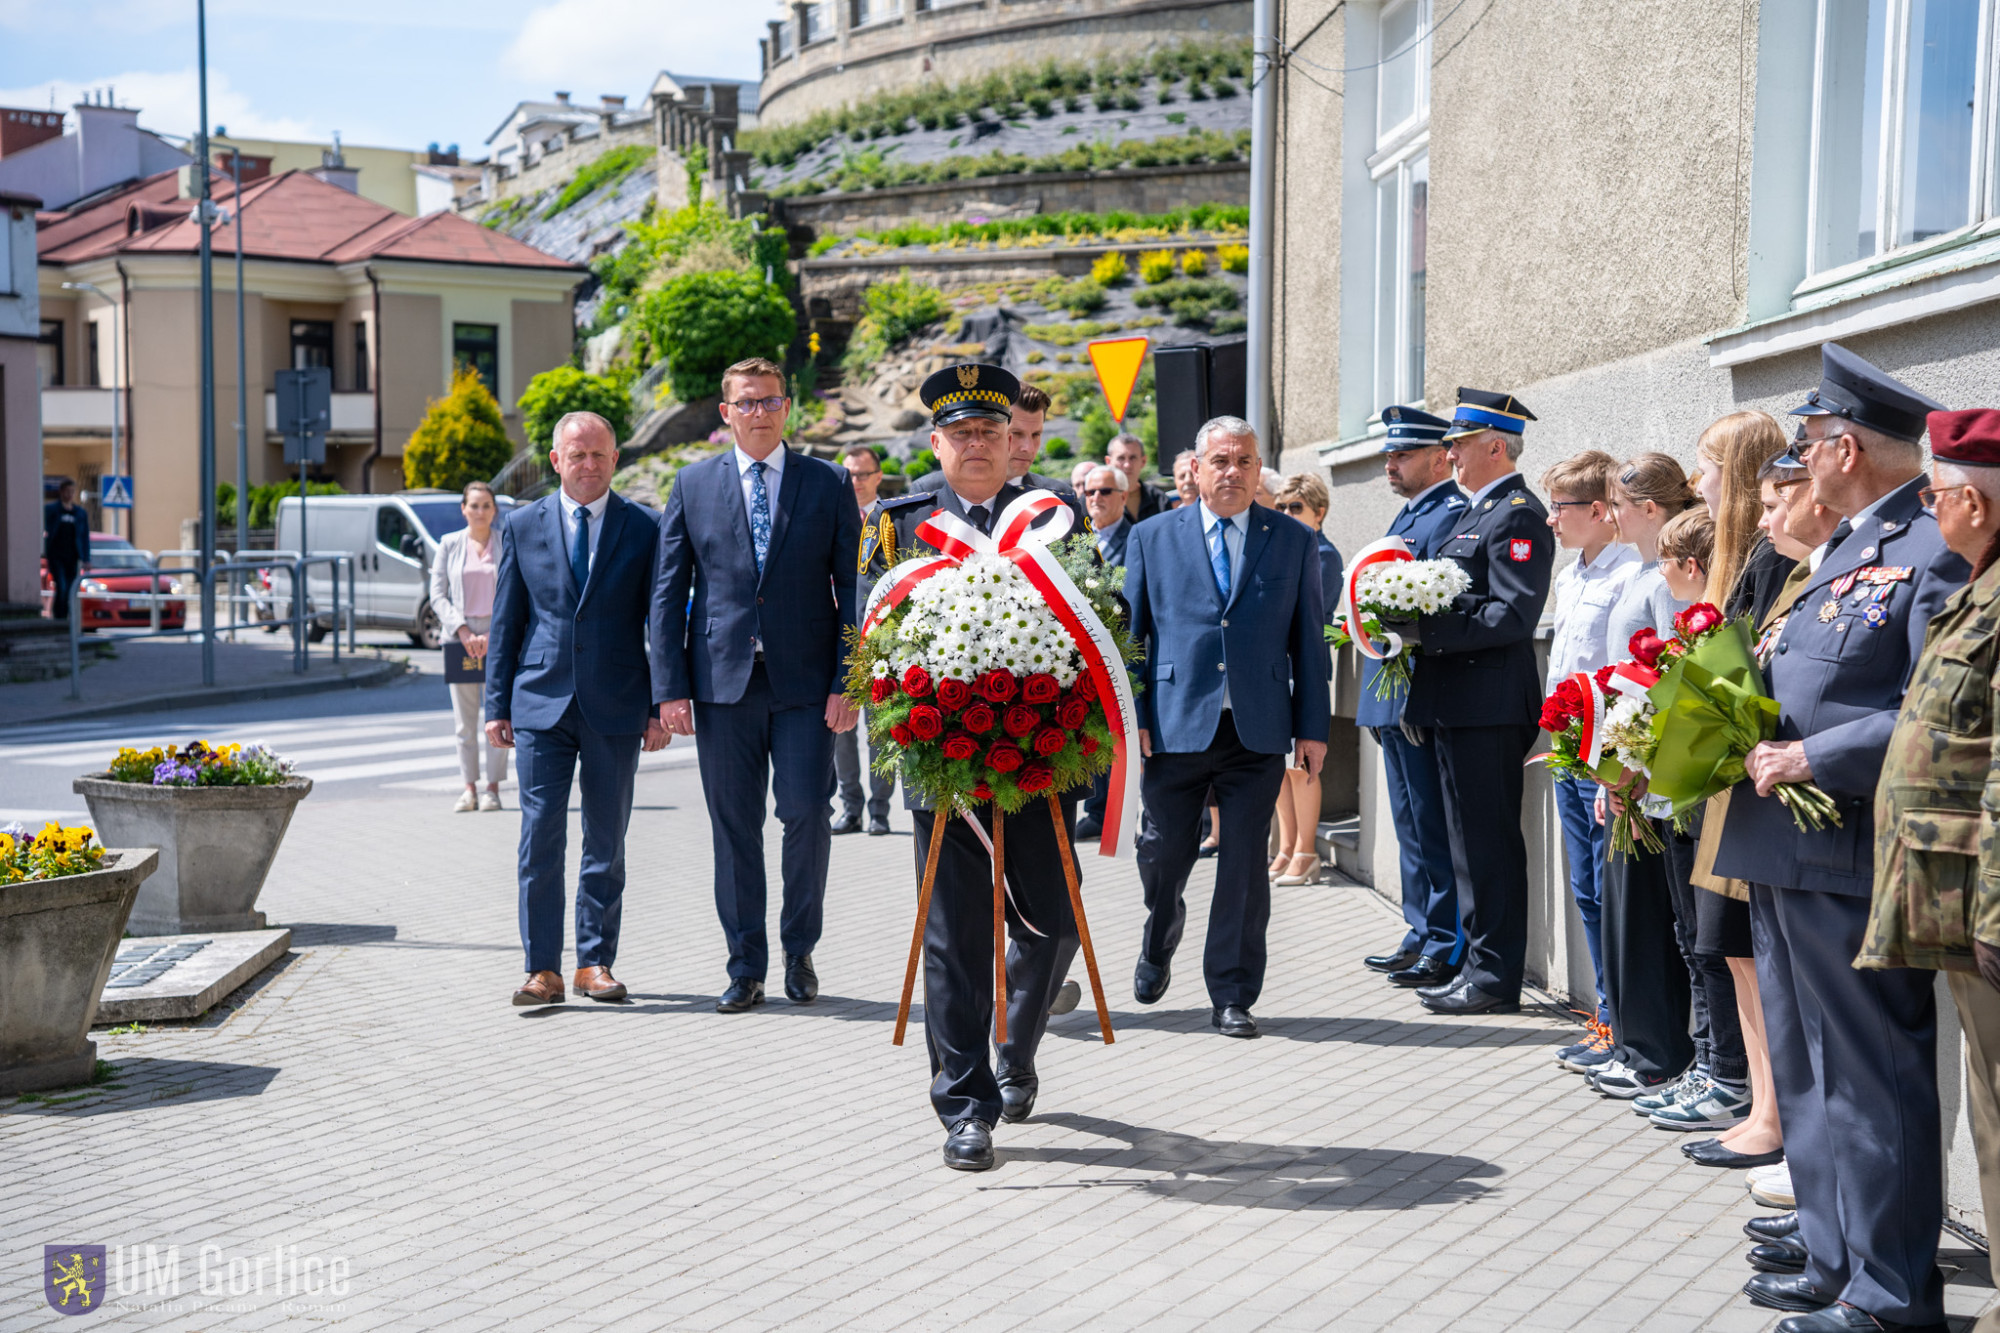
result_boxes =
[1802,0,2000,289]
[1370,0,1430,412]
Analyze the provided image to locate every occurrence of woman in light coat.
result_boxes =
[431,481,507,812]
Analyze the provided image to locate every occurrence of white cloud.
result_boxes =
[499,0,759,94]
[0,68,315,142]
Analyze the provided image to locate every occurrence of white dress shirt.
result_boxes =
[559,488,610,576]
[1200,502,1249,711]
[1466,470,1523,507]
[734,442,788,528]
[1548,542,1641,678]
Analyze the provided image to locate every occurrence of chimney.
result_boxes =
[0,106,64,159]
[554,91,571,106]
[310,164,360,193]
[600,94,626,112]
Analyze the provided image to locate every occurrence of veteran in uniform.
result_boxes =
[1714,344,1968,1332]
[1356,406,1472,989]
[1404,389,1554,1016]
[863,363,1091,1172]
[1856,406,2000,1333]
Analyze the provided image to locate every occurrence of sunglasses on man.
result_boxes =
[1083,486,1124,499]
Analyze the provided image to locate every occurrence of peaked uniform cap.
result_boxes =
[921,363,1019,427]
[1442,388,1537,440]
[1379,405,1451,452]
[1790,342,1942,444]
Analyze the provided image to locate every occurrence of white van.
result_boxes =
[274,491,516,648]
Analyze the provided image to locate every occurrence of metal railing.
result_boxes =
[62,551,357,701]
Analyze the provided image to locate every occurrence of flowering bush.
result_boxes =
[106,741,295,788]
[0,823,104,883]
[1328,555,1473,698]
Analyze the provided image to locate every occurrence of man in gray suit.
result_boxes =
[1715,343,1968,1331]
[832,443,895,835]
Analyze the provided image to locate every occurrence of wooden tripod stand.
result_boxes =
[892,792,1115,1047]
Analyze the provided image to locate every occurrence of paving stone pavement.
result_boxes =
[6,753,1995,1330]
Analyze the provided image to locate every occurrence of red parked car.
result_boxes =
[40,533,187,630]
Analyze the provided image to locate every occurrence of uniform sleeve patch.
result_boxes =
[1509,538,1534,563]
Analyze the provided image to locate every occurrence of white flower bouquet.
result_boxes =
[1328,547,1473,700]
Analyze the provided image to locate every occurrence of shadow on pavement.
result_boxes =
[1050,1007,1570,1046]
[283,923,514,952]
[990,1111,1503,1209]
[6,1058,280,1116]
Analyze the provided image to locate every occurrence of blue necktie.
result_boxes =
[749,461,772,575]
[569,503,591,594]
[1210,520,1232,599]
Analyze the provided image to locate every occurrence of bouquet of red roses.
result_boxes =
[1535,636,1666,857]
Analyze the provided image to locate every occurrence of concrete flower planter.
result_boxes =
[0,848,159,1095]
[72,776,313,935]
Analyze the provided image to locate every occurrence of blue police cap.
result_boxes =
[1790,342,1942,444]
[1441,388,1537,441]
[1378,405,1450,453]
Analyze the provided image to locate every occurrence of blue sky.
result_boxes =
[0,0,763,158]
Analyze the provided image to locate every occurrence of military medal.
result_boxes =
[1818,600,1840,623]
[1864,603,1888,627]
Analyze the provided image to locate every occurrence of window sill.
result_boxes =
[850,13,904,31]
[1316,420,1393,467]
[1708,222,2000,368]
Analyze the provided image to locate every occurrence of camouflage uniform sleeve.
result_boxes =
[1981,668,2000,949]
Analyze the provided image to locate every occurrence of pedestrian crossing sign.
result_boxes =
[1087,336,1150,424]
[99,475,133,509]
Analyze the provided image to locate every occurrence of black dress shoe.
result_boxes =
[943,1119,995,1171]
[1416,973,1467,1002]
[1745,1211,1799,1243]
[998,1068,1038,1123]
[1681,1137,1785,1168]
[1388,955,1459,989]
[1211,1005,1259,1038]
[868,817,891,836]
[1419,980,1518,1015]
[1743,1272,1834,1313]
[1365,947,1422,974]
[1134,958,1171,1005]
[830,813,863,835]
[1074,817,1102,841]
[715,978,765,1013]
[1775,1303,1925,1332]
[1749,1231,1809,1274]
[784,953,818,1003]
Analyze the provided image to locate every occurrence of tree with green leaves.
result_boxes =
[518,366,632,449]
[404,366,515,491]
[634,269,797,403]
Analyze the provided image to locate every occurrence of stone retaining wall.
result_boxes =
[774,161,1247,235]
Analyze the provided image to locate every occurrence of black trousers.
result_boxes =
[1135,711,1286,1010]
[1601,822,1694,1081]
[1431,722,1537,1000]
[1659,808,1745,1084]
[913,794,1080,1130]
[48,555,79,621]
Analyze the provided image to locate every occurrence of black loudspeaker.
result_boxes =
[1154,339,1250,465]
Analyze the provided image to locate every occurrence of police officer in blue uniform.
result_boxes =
[1714,344,1967,1332]
[1355,407,1471,990]
[1405,389,1554,1017]
[863,363,1092,1173]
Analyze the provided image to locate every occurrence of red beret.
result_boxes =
[1929,409,2000,466]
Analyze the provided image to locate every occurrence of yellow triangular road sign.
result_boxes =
[1087,336,1150,423]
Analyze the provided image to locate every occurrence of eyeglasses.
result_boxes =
[1083,487,1125,498]
[1547,499,1596,512]
[726,396,788,416]
[1918,485,1966,511]
[1274,501,1312,515]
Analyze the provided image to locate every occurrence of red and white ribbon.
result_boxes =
[861,491,1142,859]
[1335,537,1416,660]
[1603,661,1659,700]
[1570,671,1609,769]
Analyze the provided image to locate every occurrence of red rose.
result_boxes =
[936,677,972,710]
[1032,726,1068,756]
[901,665,933,697]
[907,705,944,740]
[987,743,1025,773]
[1628,628,1669,669]
[1081,736,1100,756]
[1592,664,1616,690]
[972,781,993,800]
[1022,673,1060,704]
[977,669,1018,703]
[889,723,914,746]
[1017,762,1055,794]
[1003,704,1039,738]
[1056,698,1092,729]
[1071,671,1099,701]
[1673,602,1724,638]
[962,703,997,734]
[941,732,979,760]
[870,677,896,705]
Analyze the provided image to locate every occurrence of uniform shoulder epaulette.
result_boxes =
[881,491,936,510]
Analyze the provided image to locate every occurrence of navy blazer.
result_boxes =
[484,489,666,736]
[651,445,862,708]
[1714,478,1968,897]
[1357,481,1468,727]
[1094,516,1133,567]
[1125,502,1331,756]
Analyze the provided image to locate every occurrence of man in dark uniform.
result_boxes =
[43,479,91,623]
[1354,407,1471,990]
[1713,343,1966,1332]
[909,384,1076,500]
[864,363,1090,1173]
[1407,389,1554,1017]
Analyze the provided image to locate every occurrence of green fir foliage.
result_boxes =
[403,367,515,492]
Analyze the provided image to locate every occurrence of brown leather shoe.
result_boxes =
[513,971,565,1006]
[571,966,627,1002]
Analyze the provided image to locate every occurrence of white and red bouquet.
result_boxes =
[1328,537,1473,699]
[1534,629,1666,857]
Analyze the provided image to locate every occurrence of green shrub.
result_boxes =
[1040,437,1073,459]
[404,367,515,491]
[518,366,634,449]
[1091,251,1131,286]
[1132,277,1239,321]
[586,202,786,342]
[635,269,797,403]
[1032,275,1107,317]
[544,145,651,219]
[1212,312,1248,335]
[879,456,905,475]
[840,271,948,375]
[1137,250,1178,284]
[1022,319,1125,347]
[1216,243,1250,274]
[906,448,938,478]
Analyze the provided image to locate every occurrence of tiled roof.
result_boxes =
[38,167,582,272]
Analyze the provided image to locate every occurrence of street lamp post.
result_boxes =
[59,281,121,540]
[195,0,217,686]
[231,146,248,563]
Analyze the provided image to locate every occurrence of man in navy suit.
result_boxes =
[484,411,672,1007]
[1407,389,1555,1017]
[1353,407,1469,991]
[652,357,863,1014]
[1715,345,1966,1331]
[1125,416,1331,1039]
